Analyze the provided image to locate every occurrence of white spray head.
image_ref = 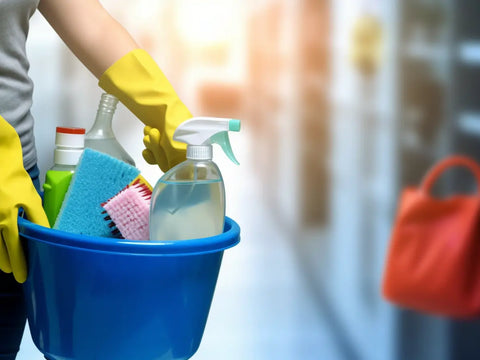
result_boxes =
[173,117,241,164]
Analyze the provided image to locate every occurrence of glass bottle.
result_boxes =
[85,93,135,166]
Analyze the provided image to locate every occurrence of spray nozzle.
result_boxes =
[173,117,241,164]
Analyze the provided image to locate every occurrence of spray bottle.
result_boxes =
[149,117,240,241]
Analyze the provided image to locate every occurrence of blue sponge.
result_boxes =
[54,148,140,237]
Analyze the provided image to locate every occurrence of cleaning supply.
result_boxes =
[85,93,135,166]
[43,127,85,226]
[54,148,140,237]
[149,117,240,241]
[19,215,240,360]
[131,174,153,192]
[101,179,152,240]
[101,174,152,239]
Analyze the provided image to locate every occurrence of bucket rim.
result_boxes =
[18,216,240,255]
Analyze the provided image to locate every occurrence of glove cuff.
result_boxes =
[98,49,189,128]
[98,49,191,170]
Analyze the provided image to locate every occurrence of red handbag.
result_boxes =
[382,155,480,318]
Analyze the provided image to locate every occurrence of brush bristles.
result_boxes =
[100,210,123,238]
[130,179,152,200]
[101,181,152,240]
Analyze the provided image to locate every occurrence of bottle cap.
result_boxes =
[56,127,86,149]
[187,145,213,160]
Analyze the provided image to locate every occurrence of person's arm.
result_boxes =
[38,0,192,171]
[38,0,138,78]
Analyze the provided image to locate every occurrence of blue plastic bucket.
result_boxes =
[18,217,240,360]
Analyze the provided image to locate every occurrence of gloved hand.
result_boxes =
[0,116,49,283]
[142,126,167,168]
[98,49,192,172]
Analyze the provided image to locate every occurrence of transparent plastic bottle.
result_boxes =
[85,93,135,166]
[149,117,240,241]
[150,158,225,241]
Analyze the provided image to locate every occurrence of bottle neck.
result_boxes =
[86,94,118,138]
[186,145,213,161]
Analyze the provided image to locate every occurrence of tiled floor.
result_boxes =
[17,130,341,360]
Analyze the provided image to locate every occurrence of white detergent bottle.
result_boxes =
[149,117,240,241]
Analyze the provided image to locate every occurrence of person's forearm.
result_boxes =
[38,0,139,78]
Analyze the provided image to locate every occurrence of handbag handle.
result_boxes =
[421,155,480,194]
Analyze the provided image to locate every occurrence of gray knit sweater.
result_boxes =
[0,0,39,170]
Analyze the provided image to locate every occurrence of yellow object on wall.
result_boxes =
[350,14,383,76]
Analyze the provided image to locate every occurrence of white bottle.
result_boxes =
[149,117,240,241]
[43,127,86,226]
[50,127,85,171]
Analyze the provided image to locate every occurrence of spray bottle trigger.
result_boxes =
[211,132,239,165]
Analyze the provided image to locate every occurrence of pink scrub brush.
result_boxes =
[101,179,152,240]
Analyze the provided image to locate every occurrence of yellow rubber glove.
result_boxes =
[142,125,167,167]
[98,49,192,172]
[0,116,49,283]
